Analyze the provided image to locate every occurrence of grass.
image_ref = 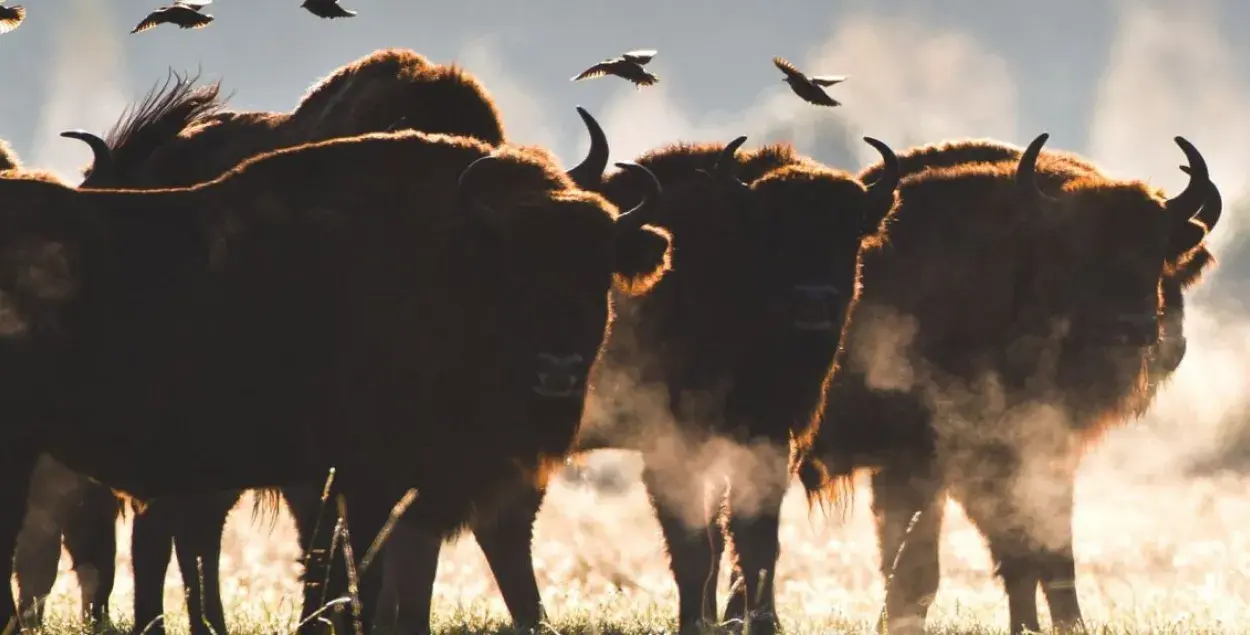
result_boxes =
[20,440,1250,635]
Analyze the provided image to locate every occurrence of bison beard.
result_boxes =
[0,130,672,635]
[802,133,1221,635]
[373,130,904,635]
[14,49,522,635]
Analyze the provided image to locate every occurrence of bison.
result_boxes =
[799,133,1220,634]
[373,128,903,635]
[0,124,673,635]
[17,48,527,635]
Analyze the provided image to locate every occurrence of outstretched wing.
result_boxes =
[622,49,657,65]
[809,75,847,87]
[178,11,214,29]
[177,0,211,9]
[773,56,806,80]
[806,89,840,107]
[571,61,615,82]
[0,5,25,34]
[131,10,168,34]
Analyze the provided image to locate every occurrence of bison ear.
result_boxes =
[612,224,673,297]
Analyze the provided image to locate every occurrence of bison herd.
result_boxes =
[0,47,1223,635]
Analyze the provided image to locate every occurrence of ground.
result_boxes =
[21,430,1250,635]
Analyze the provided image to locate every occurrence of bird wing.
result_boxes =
[0,5,24,33]
[180,11,214,28]
[773,56,805,80]
[808,89,841,107]
[809,75,848,86]
[622,49,657,65]
[177,0,210,10]
[632,72,659,87]
[130,10,167,33]
[326,5,358,17]
[570,62,613,82]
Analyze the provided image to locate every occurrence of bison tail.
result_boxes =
[796,456,855,521]
[249,487,285,533]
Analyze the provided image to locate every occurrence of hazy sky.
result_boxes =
[0,0,1246,286]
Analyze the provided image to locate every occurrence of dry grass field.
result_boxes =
[21,439,1250,635]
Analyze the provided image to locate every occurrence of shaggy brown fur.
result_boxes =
[439,135,903,635]
[804,135,1222,635]
[0,139,20,172]
[0,129,671,635]
[29,49,524,635]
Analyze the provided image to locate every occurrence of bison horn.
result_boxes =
[457,153,504,227]
[1178,164,1222,234]
[60,130,115,185]
[566,106,609,189]
[1015,132,1058,203]
[695,136,750,190]
[861,136,900,209]
[714,136,749,184]
[612,161,663,232]
[1166,137,1210,226]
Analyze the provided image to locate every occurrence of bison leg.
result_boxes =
[720,446,790,635]
[1035,471,1082,633]
[288,487,341,635]
[130,500,177,635]
[0,445,46,633]
[471,479,547,633]
[640,455,728,633]
[372,519,441,635]
[14,456,79,630]
[871,463,945,635]
[171,493,236,635]
[62,482,119,626]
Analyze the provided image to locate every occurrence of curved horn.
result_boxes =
[612,161,662,231]
[1179,164,1222,233]
[457,154,504,226]
[1165,136,1209,224]
[1015,132,1057,202]
[713,135,749,180]
[60,130,115,184]
[695,135,750,189]
[566,106,609,189]
[861,136,900,205]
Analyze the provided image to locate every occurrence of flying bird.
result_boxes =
[0,2,25,34]
[131,1,214,34]
[301,0,357,19]
[773,56,846,107]
[571,49,659,88]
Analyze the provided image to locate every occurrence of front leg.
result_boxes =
[641,453,728,634]
[373,520,441,635]
[471,478,548,633]
[721,444,791,635]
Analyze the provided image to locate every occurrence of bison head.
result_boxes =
[456,144,671,400]
[1013,133,1221,409]
[742,137,901,335]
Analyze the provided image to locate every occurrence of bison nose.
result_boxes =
[790,284,841,332]
[533,353,588,398]
[1103,312,1160,347]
